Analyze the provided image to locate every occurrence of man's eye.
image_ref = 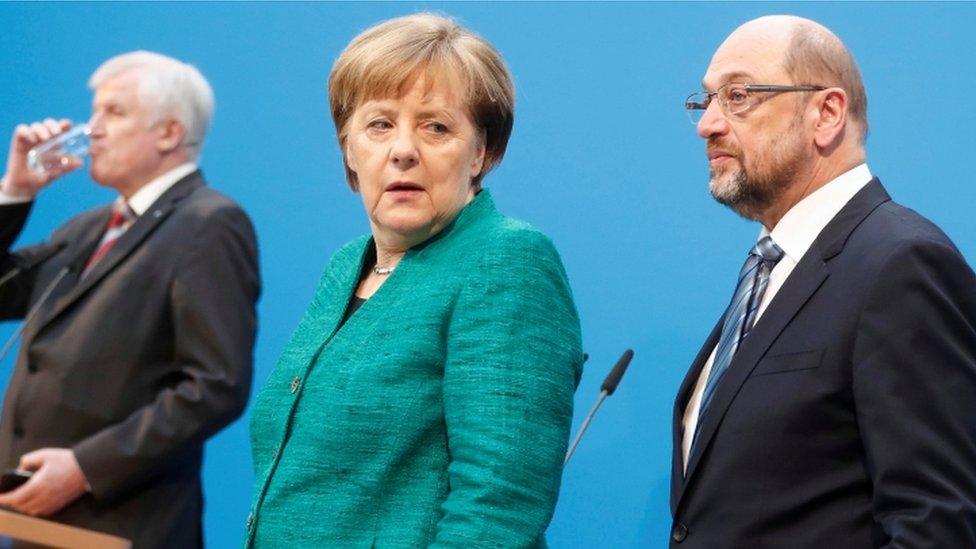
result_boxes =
[726,88,749,105]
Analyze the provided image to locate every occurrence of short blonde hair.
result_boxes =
[328,13,515,189]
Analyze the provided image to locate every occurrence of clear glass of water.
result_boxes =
[27,124,91,175]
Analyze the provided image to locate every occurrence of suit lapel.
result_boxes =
[674,178,892,510]
[39,173,203,329]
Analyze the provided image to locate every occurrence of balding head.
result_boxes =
[723,15,868,144]
[697,16,868,227]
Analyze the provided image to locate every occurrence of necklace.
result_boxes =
[372,265,396,276]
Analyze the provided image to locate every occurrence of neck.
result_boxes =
[354,239,406,299]
[115,152,191,200]
[374,244,407,270]
[757,150,865,230]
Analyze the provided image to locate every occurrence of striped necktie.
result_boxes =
[82,201,136,277]
[694,236,784,441]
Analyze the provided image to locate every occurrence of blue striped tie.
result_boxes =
[694,236,784,442]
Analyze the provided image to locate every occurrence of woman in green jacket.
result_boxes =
[247,13,583,548]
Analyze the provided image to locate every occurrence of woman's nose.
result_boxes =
[390,129,419,170]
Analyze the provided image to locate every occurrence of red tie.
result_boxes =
[82,202,136,277]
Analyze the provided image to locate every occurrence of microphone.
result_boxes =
[564,349,634,466]
[0,264,72,364]
[0,241,68,290]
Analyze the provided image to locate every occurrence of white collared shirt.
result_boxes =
[0,162,197,213]
[124,162,197,215]
[681,163,874,472]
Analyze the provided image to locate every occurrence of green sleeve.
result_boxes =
[434,230,583,548]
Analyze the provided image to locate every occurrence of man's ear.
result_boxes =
[157,119,186,153]
[813,88,848,149]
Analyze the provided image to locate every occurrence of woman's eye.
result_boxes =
[367,119,392,130]
[427,122,449,134]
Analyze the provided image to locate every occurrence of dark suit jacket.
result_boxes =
[671,179,976,548]
[0,171,260,548]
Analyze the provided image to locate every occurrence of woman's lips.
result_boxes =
[384,182,424,199]
[385,182,423,191]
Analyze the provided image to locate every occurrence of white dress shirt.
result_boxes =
[681,163,874,472]
[0,162,197,214]
[124,162,197,215]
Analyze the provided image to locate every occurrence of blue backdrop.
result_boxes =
[1,2,974,547]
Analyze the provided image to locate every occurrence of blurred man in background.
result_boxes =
[0,51,259,548]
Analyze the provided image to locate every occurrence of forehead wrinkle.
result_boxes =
[702,70,757,90]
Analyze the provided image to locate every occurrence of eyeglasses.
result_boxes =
[685,83,827,124]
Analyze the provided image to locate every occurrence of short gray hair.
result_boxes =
[89,51,214,159]
[782,21,868,144]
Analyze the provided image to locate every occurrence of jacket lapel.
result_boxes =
[674,178,892,509]
[38,172,203,329]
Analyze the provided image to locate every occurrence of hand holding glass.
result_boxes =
[27,124,90,176]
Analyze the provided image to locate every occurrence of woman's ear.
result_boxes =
[469,131,487,179]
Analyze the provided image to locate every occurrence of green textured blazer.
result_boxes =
[247,190,583,548]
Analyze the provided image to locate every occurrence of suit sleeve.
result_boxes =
[72,205,260,501]
[0,202,40,320]
[433,231,583,548]
[853,239,976,547]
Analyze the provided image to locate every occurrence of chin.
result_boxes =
[378,212,433,237]
[708,171,740,204]
[89,167,126,191]
[89,166,108,185]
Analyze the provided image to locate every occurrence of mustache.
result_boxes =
[707,139,741,158]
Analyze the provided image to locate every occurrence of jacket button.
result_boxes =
[672,523,688,543]
[289,377,301,394]
[12,426,24,438]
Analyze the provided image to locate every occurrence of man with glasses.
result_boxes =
[671,15,976,548]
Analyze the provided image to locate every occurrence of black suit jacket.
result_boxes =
[670,179,976,548]
[0,171,260,548]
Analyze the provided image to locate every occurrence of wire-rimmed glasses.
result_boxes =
[685,83,827,124]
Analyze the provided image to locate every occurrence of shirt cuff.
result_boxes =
[0,189,34,205]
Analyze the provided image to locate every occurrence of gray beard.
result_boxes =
[709,168,775,221]
[709,145,804,222]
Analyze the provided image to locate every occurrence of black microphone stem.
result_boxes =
[0,266,70,363]
[0,268,21,289]
[564,349,635,466]
[564,390,608,466]
[0,242,68,291]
